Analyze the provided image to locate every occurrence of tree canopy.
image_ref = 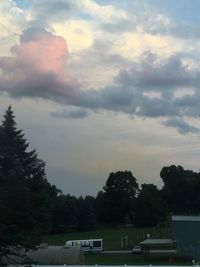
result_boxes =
[103,170,138,198]
[160,165,200,214]
[134,184,168,227]
[96,171,138,224]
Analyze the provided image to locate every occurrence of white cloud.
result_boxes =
[78,0,128,23]
[52,20,94,53]
[0,0,27,56]
[112,32,181,60]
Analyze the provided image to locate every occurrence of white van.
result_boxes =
[65,239,103,254]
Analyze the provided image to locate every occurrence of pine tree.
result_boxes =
[0,106,57,260]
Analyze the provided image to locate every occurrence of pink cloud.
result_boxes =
[0,27,78,98]
[12,29,68,76]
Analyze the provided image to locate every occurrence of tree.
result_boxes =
[160,165,194,213]
[186,172,200,213]
[98,171,138,224]
[103,171,138,198]
[96,190,112,224]
[0,106,57,261]
[134,184,168,227]
[52,194,97,233]
[77,196,96,231]
[52,194,79,233]
[160,165,200,214]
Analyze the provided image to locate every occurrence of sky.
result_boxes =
[1,0,200,196]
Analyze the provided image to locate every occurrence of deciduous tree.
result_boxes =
[98,171,138,224]
[134,184,168,227]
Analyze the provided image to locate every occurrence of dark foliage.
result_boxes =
[134,184,168,227]
[160,165,200,214]
[0,106,58,261]
[97,171,138,224]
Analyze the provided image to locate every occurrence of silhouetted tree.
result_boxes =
[160,165,195,213]
[97,171,138,224]
[134,184,168,227]
[52,194,79,233]
[0,106,58,261]
[96,190,112,223]
[77,196,96,231]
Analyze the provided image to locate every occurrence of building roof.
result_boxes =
[172,215,200,222]
[140,239,175,245]
[3,246,84,265]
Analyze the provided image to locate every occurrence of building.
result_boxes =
[139,239,176,255]
[172,215,200,258]
[2,245,84,265]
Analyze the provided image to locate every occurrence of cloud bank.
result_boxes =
[1,26,200,134]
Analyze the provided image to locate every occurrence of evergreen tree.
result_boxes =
[0,106,57,260]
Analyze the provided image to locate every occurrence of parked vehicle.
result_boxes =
[65,239,103,254]
[132,245,142,255]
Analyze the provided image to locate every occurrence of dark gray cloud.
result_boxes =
[139,96,179,117]
[115,53,194,90]
[173,94,200,118]
[51,108,89,119]
[163,117,200,135]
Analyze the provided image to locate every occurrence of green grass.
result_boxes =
[43,224,170,250]
[85,254,145,265]
[43,225,192,265]
[85,254,192,265]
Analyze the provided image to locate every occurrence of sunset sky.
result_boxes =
[1,0,200,196]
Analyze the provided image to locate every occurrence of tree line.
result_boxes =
[1,106,200,257]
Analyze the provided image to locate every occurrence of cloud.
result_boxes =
[0,31,197,115]
[52,19,94,53]
[29,0,76,27]
[0,27,78,101]
[115,53,194,91]
[163,117,200,135]
[1,27,200,135]
[28,0,128,29]
[0,0,26,56]
[79,0,128,23]
[15,27,68,76]
[51,108,89,119]
[0,32,196,111]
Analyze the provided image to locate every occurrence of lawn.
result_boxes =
[85,254,145,265]
[42,225,192,265]
[43,224,170,250]
[84,254,191,265]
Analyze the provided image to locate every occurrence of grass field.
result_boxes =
[43,224,170,250]
[85,254,145,265]
[42,224,191,265]
[84,254,191,265]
